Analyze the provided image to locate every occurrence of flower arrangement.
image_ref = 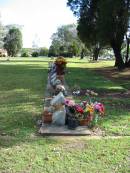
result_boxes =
[64,92,105,128]
[55,56,67,66]
[65,98,75,107]
[94,102,105,116]
[55,56,67,75]
[72,89,98,97]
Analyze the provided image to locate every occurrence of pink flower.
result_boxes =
[65,99,75,107]
[94,103,105,115]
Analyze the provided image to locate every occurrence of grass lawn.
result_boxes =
[66,58,130,136]
[0,57,129,173]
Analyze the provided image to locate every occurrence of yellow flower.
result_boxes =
[86,104,94,113]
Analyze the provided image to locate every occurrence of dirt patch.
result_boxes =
[94,67,130,98]
[49,135,129,152]
[61,141,86,151]
[95,67,130,81]
[100,91,130,99]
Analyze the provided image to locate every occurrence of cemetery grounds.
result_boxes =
[0,57,129,173]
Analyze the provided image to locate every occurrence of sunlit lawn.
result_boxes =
[0,57,129,173]
[66,58,130,136]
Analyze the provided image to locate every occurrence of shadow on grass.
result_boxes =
[66,67,126,92]
[0,58,50,63]
[0,63,129,148]
[0,64,48,91]
[90,66,130,90]
[0,59,89,64]
[0,63,59,148]
[66,66,130,136]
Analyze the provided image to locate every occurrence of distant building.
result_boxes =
[0,49,8,57]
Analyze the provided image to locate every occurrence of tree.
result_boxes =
[0,15,6,48]
[97,0,129,69]
[48,44,59,57]
[21,52,30,57]
[39,47,49,56]
[21,48,32,57]
[4,27,22,57]
[78,0,102,60]
[68,40,80,57]
[67,0,130,69]
[49,24,84,57]
[32,51,39,57]
[125,33,130,66]
[68,0,102,61]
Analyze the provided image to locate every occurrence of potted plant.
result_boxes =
[79,112,90,126]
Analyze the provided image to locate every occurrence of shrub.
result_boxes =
[32,52,39,57]
[21,52,30,57]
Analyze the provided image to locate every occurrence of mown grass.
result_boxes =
[0,137,129,173]
[0,57,129,173]
[0,58,48,145]
[66,58,130,136]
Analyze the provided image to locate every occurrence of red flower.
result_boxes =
[75,105,84,114]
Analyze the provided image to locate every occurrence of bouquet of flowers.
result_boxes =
[55,56,67,75]
[64,96,105,127]
[85,102,105,127]
[55,56,67,66]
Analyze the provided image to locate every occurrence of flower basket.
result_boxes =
[87,113,94,121]
[79,119,88,126]
[42,111,52,123]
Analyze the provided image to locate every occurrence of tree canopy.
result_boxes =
[4,27,23,57]
[49,24,84,57]
[0,19,6,48]
[67,0,130,69]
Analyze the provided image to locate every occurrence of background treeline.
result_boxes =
[67,0,130,69]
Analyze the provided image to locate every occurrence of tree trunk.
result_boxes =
[113,47,125,70]
[80,49,84,59]
[114,58,118,67]
[111,41,125,70]
[93,47,100,61]
[125,35,130,67]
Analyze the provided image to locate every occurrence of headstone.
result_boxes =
[52,106,66,126]
[51,92,65,106]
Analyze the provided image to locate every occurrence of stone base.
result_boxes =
[39,124,91,136]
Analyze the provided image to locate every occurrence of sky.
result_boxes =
[0,0,77,48]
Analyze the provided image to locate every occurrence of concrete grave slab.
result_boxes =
[39,124,91,136]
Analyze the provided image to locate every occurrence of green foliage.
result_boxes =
[68,0,102,60]
[68,41,81,57]
[4,27,22,57]
[67,0,130,68]
[32,51,39,57]
[0,22,6,48]
[97,0,128,44]
[21,52,30,57]
[21,48,33,55]
[49,24,84,57]
[39,47,49,56]
[48,45,58,57]
[98,0,129,69]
